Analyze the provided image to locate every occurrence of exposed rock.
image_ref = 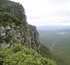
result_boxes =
[5,26,11,31]
[0,23,40,52]
[1,43,10,48]
[0,33,6,37]
[0,1,40,52]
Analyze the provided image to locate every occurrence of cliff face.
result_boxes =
[0,0,40,52]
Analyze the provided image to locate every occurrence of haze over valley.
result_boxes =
[37,25,70,65]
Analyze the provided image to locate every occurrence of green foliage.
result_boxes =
[0,47,13,65]
[0,0,10,5]
[12,44,24,53]
[13,39,17,43]
[0,0,25,21]
[6,31,8,35]
[0,39,3,43]
[0,48,13,60]
[0,0,25,26]
[22,34,26,42]
[3,53,56,65]
[4,36,12,43]
[0,13,22,26]
[0,0,10,2]
[40,44,52,59]
[0,44,56,65]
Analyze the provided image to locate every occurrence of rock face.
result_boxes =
[0,0,40,52]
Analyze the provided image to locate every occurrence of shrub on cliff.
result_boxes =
[0,13,21,27]
[0,47,13,65]
[0,44,56,65]
[12,44,24,53]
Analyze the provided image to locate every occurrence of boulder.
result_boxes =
[5,26,11,31]
[0,33,6,37]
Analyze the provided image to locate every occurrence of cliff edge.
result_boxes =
[0,0,40,52]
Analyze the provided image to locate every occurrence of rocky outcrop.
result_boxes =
[0,0,40,52]
[0,23,40,52]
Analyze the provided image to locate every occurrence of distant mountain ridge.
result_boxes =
[37,25,70,32]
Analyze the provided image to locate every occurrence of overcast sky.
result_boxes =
[11,0,70,26]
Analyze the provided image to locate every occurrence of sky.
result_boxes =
[11,0,70,26]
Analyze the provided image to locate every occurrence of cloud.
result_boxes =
[11,0,70,26]
[28,16,70,26]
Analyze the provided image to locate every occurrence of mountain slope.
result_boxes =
[0,0,40,52]
[0,0,57,65]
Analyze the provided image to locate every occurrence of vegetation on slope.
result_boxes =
[0,0,57,65]
[40,44,67,65]
[0,44,56,65]
[0,0,26,25]
[39,31,70,65]
[0,13,22,26]
[40,44,52,59]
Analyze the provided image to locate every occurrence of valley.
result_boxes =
[37,26,70,65]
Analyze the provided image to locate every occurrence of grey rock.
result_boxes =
[0,23,40,52]
[1,33,6,37]
[5,26,11,31]
[0,27,5,33]
[1,43,10,48]
[11,23,15,28]
[16,26,20,29]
